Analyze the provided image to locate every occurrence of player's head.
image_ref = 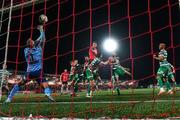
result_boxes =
[70,61,74,66]
[85,56,89,61]
[92,41,97,48]
[159,43,166,50]
[27,38,34,48]
[74,60,78,65]
[112,52,116,57]
[64,69,67,72]
[108,56,113,62]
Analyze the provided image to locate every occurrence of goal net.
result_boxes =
[0,0,179,119]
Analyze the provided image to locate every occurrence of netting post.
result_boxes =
[72,0,75,60]
[26,0,35,84]
[167,0,175,69]
[0,0,5,33]
[168,0,176,113]
[15,0,24,75]
[107,0,113,91]
[107,0,111,37]
[89,0,92,46]
[127,0,134,83]
[40,0,47,97]
[148,0,155,77]
[56,0,60,76]
[0,0,13,100]
[148,0,156,113]
[69,0,76,118]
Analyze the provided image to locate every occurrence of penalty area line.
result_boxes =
[1,100,180,104]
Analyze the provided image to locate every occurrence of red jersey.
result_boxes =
[61,72,69,82]
[89,46,97,60]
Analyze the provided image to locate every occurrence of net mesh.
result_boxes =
[0,0,180,119]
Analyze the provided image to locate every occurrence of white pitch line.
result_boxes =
[1,100,180,104]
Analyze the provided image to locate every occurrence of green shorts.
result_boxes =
[157,65,174,79]
[113,66,125,77]
[70,74,79,82]
[85,68,93,81]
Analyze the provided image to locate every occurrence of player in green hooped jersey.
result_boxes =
[153,43,176,95]
[69,60,82,97]
[102,53,132,95]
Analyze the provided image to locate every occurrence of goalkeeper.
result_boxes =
[5,16,55,102]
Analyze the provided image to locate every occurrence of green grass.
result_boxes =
[0,88,180,119]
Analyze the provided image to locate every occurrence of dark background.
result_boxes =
[0,0,179,87]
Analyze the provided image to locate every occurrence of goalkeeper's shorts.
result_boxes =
[25,69,47,85]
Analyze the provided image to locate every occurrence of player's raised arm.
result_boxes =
[35,14,48,47]
[35,25,45,47]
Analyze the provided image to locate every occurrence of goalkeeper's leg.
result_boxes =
[41,82,55,102]
[5,80,27,103]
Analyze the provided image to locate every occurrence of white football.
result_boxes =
[39,14,48,23]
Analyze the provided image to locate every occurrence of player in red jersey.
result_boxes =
[89,42,98,61]
[60,69,69,93]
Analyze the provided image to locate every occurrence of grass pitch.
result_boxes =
[0,88,180,119]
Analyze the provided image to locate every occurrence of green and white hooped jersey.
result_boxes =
[89,57,101,69]
[0,69,10,84]
[159,49,169,66]
[111,57,120,69]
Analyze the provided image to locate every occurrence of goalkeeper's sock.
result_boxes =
[44,87,52,96]
[8,84,20,100]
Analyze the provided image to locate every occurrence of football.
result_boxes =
[39,14,48,23]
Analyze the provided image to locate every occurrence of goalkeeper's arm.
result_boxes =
[35,25,45,47]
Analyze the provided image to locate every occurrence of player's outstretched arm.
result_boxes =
[35,25,46,47]
[100,60,109,65]
[125,70,132,77]
[120,65,132,77]
[153,54,164,61]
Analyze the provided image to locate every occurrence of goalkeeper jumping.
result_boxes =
[5,15,55,102]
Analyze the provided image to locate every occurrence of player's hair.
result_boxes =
[93,41,97,44]
[159,43,166,48]
[112,52,116,57]
[26,38,32,46]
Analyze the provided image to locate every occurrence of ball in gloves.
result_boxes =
[39,14,48,23]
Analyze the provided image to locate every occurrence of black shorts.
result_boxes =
[26,69,47,85]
